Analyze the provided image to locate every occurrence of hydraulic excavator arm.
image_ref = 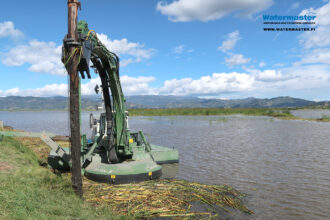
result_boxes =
[62,20,130,163]
[1,19,178,184]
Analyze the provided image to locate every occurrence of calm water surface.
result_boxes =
[291,109,330,119]
[1,111,330,220]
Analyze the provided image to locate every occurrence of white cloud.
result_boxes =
[0,75,156,97]
[2,64,330,98]
[2,40,65,76]
[156,0,273,22]
[157,65,330,97]
[298,48,330,64]
[225,54,250,66]
[270,65,330,91]
[259,61,266,67]
[97,33,155,64]
[0,21,23,39]
[253,69,291,82]
[218,31,250,66]
[1,34,155,76]
[159,72,255,96]
[173,45,185,54]
[0,84,68,97]
[256,70,283,82]
[80,75,157,96]
[246,65,330,93]
[296,2,330,67]
[299,26,330,49]
[300,3,330,27]
[120,59,135,67]
[218,30,240,52]
[172,44,194,54]
[121,75,157,95]
[299,2,330,49]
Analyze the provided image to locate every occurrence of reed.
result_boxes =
[128,108,294,118]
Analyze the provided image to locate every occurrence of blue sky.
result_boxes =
[1,0,330,100]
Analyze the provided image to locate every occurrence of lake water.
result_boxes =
[291,109,330,119]
[1,110,330,220]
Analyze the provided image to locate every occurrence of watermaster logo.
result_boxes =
[263,14,316,31]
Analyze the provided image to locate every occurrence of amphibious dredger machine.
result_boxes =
[48,21,179,183]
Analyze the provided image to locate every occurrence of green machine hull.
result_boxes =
[48,143,179,184]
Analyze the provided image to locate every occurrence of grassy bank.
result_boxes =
[128,108,295,118]
[0,137,116,220]
[0,134,253,219]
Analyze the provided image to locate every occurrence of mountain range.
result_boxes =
[0,95,327,110]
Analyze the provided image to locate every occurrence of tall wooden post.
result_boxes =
[67,0,83,198]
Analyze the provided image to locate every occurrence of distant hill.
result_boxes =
[0,96,99,111]
[126,95,323,109]
[0,95,327,110]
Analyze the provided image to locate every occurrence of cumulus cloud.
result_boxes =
[0,75,156,97]
[156,0,273,22]
[0,84,68,97]
[267,65,330,91]
[300,2,330,27]
[297,48,330,65]
[159,73,255,96]
[2,65,330,97]
[296,2,330,66]
[218,31,250,67]
[299,26,330,49]
[121,75,157,95]
[299,2,330,49]
[1,33,155,76]
[253,69,292,82]
[2,40,65,76]
[97,33,155,65]
[0,21,23,39]
[157,66,330,96]
[225,54,250,66]
[80,75,156,96]
[259,61,266,67]
[218,30,240,52]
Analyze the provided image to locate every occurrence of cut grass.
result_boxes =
[84,178,253,219]
[0,137,119,220]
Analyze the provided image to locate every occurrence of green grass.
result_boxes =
[0,137,122,220]
[128,108,295,118]
[316,115,330,122]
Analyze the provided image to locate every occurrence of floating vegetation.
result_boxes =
[316,115,330,122]
[84,178,253,219]
[128,108,295,118]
